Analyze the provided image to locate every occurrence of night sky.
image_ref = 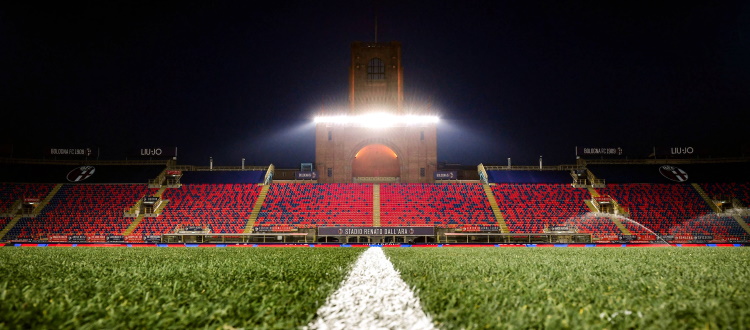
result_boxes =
[2,1,748,168]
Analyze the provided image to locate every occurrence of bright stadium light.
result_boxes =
[313,113,439,127]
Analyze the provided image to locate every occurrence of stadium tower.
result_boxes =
[315,41,438,183]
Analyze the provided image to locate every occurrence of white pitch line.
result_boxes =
[305,247,436,330]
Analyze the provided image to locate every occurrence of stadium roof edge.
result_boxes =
[0,157,172,166]
[578,157,750,166]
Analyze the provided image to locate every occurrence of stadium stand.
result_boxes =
[133,184,262,235]
[379,183,496,227]
[596,183,713,236]
[586,162,750,241]
[562,214,623,239]
[700,182,750,206]
[255,183,373,228]
[490,183,590,233]
[0,183,55,213]
[669,213,748,241]
[1,158,748,244]
[5,184,156,240]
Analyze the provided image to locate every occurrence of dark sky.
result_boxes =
[1,1,749,168]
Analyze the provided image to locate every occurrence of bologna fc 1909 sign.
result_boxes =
[659,165,688,182]
[66,166,96,182]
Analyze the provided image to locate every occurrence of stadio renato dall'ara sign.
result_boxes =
[318,227,435,236]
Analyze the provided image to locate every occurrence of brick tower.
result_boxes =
[315,41,437,183]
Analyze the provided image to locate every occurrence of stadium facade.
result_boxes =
[315,41,437,183]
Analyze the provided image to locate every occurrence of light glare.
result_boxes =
[314,113,439,127]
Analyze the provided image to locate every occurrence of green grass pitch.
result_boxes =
[386,248,750,329]
[1,247,749,329]
[0,247,363,329]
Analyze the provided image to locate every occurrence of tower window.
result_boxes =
[420,131,424,141]
[328,130,332,141]
[420,168,426,177]
[327,168,333,177]
[367,58,385,80]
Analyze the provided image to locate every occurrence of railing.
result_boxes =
[477,164,488,184]
[353,177,400,183]
[589,199,601,212]
[571,170,588,187]
[124,200,142,217]
[164,178,181,186]
[169,165,195,171]
[148,168,168,187]
[192,165,269,171]
[588,194,630,216]
[483,165,583,171]
[264,164,275,185]
[586,169,606,187]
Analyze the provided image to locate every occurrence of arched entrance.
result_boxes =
[352,144,400,179]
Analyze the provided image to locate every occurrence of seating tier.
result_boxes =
[700,182,750,207]
[491,183,589,233]
[380,183,495,227]
[1,181,745,242]
[256,183,373,227]
[668,213,748,240]
[134,184,262,235]
[597,184,713,236]
[0,183,55,213]
[562,214,621,239]
[7,184,155,240]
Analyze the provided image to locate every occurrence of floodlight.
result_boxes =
[313,113,439,127]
